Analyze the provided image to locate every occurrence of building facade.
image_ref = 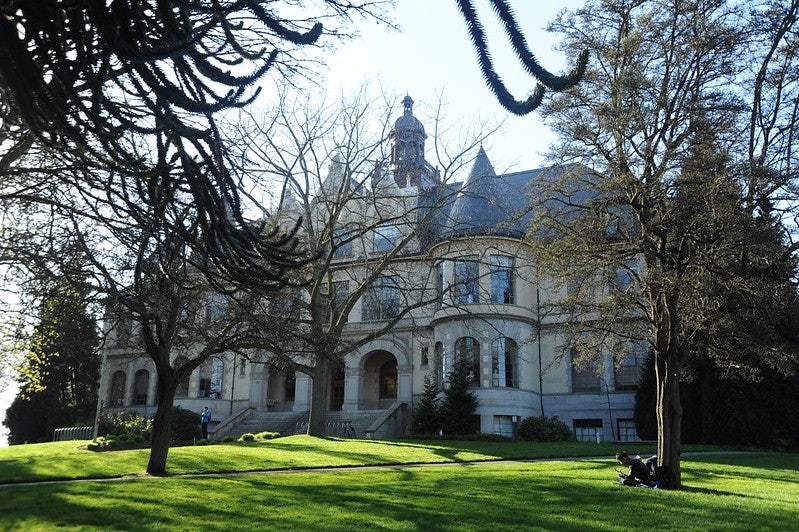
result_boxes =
[98,96,642,442]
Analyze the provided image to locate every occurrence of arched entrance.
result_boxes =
[362,350,398,409]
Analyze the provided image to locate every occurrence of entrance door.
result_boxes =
[330,363,345,411]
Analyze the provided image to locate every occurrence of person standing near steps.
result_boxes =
[200,406,212,440]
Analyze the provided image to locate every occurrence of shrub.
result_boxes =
[240,433,256,442]
[194,438,211,446]
[518,416,576,442]
[255,431,280,440]
[98,411,151,440]
[471,432,512,442]
[221,436,236,443]
[170,406,202,440]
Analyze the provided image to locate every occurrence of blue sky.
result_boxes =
[318,0,585,172]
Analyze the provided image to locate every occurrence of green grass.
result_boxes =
[0,437,795,531]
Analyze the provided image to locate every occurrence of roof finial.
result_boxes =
[402,94,414,115]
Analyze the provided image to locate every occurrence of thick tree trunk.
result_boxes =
[655,353,683,488]
[306,357,331,437]
[146,383,176,476]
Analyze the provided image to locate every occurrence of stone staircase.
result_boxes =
[226,409,388,439]
[230,410,309,439]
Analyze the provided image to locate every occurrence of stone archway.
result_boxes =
[362,350,398,409]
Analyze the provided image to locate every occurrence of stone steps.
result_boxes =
[228,410,386,439]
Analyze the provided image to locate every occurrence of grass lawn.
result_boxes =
[0,437,795,531]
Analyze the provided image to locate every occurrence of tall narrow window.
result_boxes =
[491,337,518,388]
[437,261,450,307]
[133,370,149,405]
[454,337,480,386]
[362,275,400,321]
[434,341,445,388]
[199,356,224,398]
[110,370,126,406]
[490,255,515,304]
[453,256,479,305]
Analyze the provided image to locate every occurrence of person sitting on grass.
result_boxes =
[615,450,656,487]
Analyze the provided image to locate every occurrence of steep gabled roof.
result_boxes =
[417,147,595,246]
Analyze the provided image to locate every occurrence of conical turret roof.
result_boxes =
[443,146,528,238]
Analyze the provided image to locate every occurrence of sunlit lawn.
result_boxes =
[0,436,673,482]
[0,437,795,531]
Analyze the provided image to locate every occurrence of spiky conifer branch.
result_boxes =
[0,1,336,289]
[454,0,588,115]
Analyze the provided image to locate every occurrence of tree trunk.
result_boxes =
[306,356,331,437]
[146,382,176,476]
[656,352,683,488]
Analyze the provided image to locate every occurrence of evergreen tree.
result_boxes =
[439,358,479,436]
[5,280,99,444]
[413,374,442,435]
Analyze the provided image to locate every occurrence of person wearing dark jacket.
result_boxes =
[615,451,655,486]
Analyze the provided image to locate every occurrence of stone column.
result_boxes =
[293,373,312,412]
[343,367,364,412]
[248,364,269,409]
[397,364,414,404]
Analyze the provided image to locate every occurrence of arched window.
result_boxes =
[133,370,149,405]
[379,360,398,399]
[199,356,224,398]
[109,370,126,406]
[454,337,480,386]
[174,356,190,397]
[492,338,518,388]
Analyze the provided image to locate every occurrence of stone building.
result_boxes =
[98,96,642,442]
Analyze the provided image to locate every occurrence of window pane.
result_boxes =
[134,370,149,405]
[110,371,126,406]
[571,350,601,392]
[362,276,400,321]
[206,292,227,322]
[490,255,515,304]
[455,337,480,385]
[615,344,645,391]
[373,224,398,252]
[333,227,353,258]
[493,415,514,437]
[492,337,517,388]
[199,356,224,398]
[454,256,479,305]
